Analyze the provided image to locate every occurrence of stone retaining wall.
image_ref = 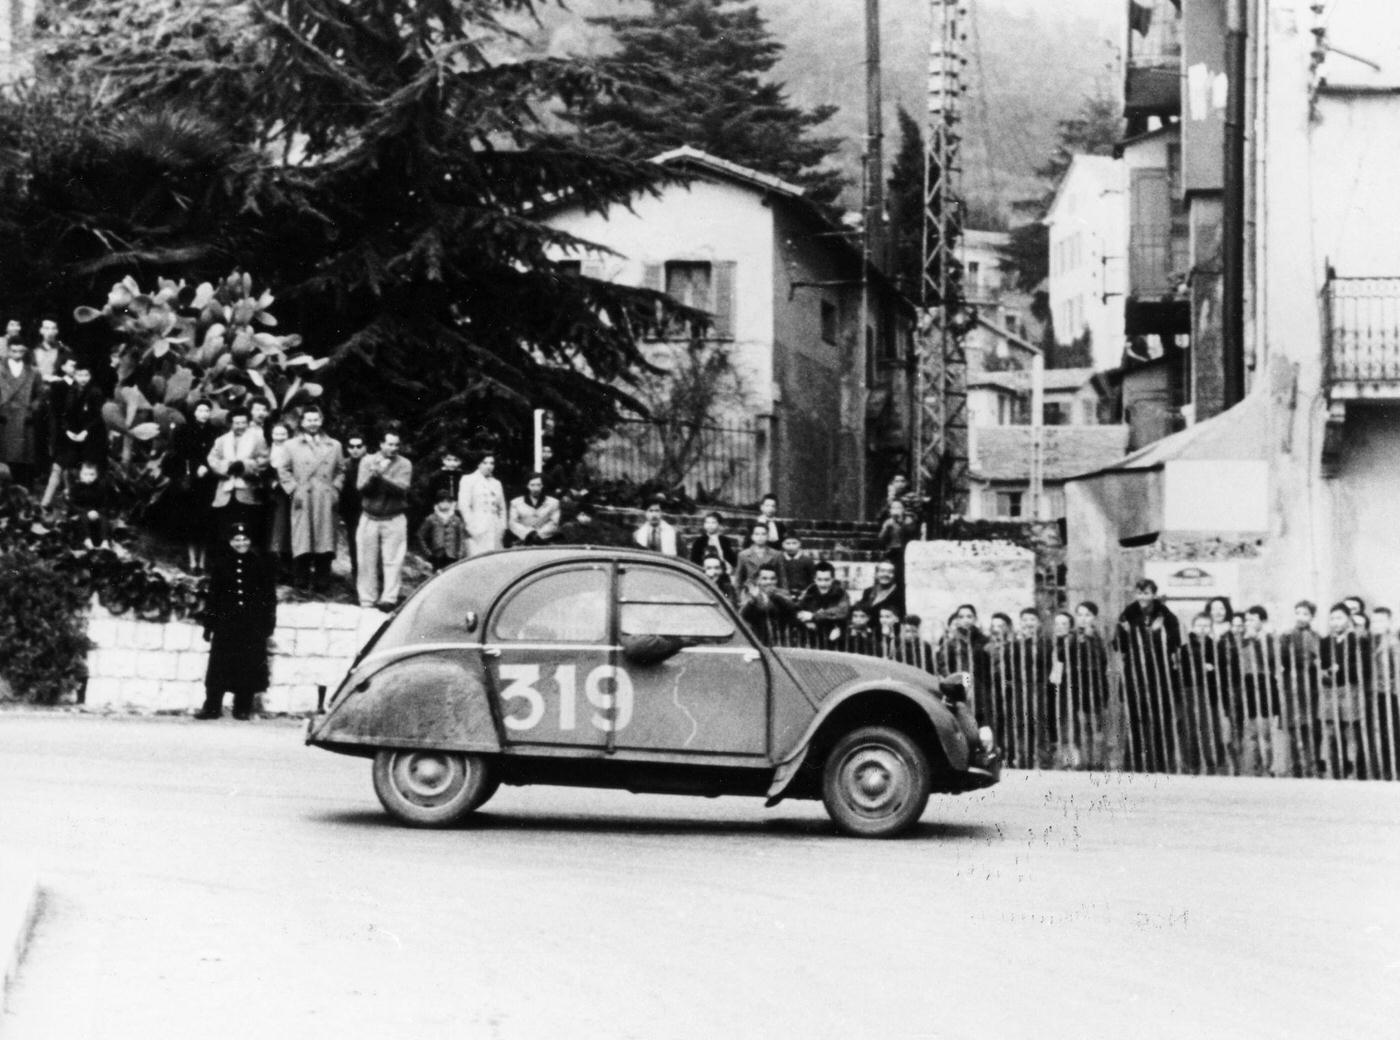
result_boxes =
[83,602,385,714]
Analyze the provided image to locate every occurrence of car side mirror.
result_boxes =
[620,633,687,665]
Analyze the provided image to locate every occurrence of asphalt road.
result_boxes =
[1,712,1397,1039]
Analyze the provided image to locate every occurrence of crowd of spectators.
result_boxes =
[6,320,1397,774]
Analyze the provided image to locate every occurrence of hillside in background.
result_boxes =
[538,0,1124,220]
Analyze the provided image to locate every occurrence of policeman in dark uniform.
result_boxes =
[195,523,277,720]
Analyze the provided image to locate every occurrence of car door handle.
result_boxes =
[743,650,760,663]
[483,647,501,658]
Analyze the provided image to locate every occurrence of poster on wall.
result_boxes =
[1144,559,1241,625]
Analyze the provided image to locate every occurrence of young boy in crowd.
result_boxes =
[416,491,468,572]
[68,460,111,549]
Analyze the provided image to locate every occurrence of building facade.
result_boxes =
[1067,0,1400,617]
[1044,155,1128,373]
[543,147,915,520]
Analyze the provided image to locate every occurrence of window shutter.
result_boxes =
[712,261,737,339]
[642,263,664,292]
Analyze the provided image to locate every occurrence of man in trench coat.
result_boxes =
[0,338,41,488]
[457,450,507,556]
[278,404,345,592]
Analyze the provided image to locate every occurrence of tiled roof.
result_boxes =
[972,425,1132,482]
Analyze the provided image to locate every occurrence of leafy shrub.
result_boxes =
[0,549,93,705]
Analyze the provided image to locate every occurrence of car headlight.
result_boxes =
[978,726,995,749]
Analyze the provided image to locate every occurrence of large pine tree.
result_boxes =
[571,0,846,207]
[17,0,702,462]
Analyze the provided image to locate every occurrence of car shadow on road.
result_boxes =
[309,809,997,842]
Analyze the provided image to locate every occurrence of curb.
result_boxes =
[0,854,40,1014]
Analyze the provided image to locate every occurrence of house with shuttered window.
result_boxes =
[543,146,916,520]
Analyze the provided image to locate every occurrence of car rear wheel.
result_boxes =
[372,749,495,827]
[821,726,931,838]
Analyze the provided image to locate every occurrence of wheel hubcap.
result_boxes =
[394,752,465,805]
[841,746,908,816]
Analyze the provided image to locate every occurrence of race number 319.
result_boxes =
[498,664,635,733]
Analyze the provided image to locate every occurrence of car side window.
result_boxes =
[491,566,610,644]
[619,566,736,641]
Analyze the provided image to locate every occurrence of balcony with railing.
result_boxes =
[1324,276,1400,399]
[1125,0,1181,118]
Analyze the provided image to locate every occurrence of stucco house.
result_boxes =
[543,146,916,520]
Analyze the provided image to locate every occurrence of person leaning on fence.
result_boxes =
[857,559,906,624]
[1371,607,1400,780]
[896,615,936,673]
[1178,613,1224,775]
[739,564,796,645]
[844,605,878,656]
[1238,606,1287,777]
[1113,579,1182,773]
[1279,599,1322,778]
[938,604,989,716]
[1068,603,1110,769]
[1319,602,1369,778]
[794,561,849,646]
[877,497,919,586]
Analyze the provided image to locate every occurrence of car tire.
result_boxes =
[372,749,495,827]
[820,726,931,838]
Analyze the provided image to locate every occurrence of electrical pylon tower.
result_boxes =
[916,0,971,532]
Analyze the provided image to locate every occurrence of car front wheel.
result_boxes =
[372,749,495,827]
[821,726,931,838]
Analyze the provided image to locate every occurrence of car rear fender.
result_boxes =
[765,680,969,802]
[307,648,500,755]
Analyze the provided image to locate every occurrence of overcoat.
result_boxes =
[457,470,506,556]
[0,360,39,466]
[203,548,277,695]
[278,433,345,555]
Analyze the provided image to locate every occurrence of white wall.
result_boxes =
[545,178,778,412]
[1047,158,1128,370]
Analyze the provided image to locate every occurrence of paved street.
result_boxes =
[1,712,1397,1039]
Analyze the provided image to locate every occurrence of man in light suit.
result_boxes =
[278,404,345,592]
[633,500,679,555]
[457,451,507,556]
[207,405,269,546]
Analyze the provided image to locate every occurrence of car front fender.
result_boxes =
[765,680,969,803]
[307,649,501,756]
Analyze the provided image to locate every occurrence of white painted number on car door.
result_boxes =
[499,663,634,733]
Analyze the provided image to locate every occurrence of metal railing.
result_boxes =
[748,620,1399,780]
[1323,276,1400,389]
[591,417,764,506]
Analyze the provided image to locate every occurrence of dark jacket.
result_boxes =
[688,532,739,571]
[857,581,905,624]
[775,551,817,595]
[1113,600,1182,655]
[204,549,277,638]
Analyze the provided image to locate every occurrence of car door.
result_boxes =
[613,562,769,757]
[484,561,615,752]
